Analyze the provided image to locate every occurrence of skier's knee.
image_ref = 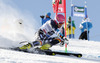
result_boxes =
[49,38,61,46]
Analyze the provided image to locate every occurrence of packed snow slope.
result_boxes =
[0,39,100,63]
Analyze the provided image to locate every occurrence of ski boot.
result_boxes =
[39,43,56,55]
[40,43,51,50]
[14,43,32,52]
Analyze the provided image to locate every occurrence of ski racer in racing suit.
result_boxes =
[17,14,68,51]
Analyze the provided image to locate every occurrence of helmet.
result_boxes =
[56,14,65,24]
[46,12,51,17]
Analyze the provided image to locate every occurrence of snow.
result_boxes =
[0,38,100,63]
[0,1,100,63]
[0,49,98,63]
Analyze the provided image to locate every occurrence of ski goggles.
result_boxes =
[59,21,64,24]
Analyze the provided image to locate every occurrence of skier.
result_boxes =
[40,12,51,25]
[65,16,76,38]
[16,14,68,52]
[79,16,93,40]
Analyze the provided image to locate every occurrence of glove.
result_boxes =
[59,37,69,47]
[59,41,64,47]
[40,15,44,18]
[63,37,69,45]
[79,24,83,29]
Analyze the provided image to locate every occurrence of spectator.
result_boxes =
[79,16,93,40]
[40,12,51,25]
[65,16,76,38]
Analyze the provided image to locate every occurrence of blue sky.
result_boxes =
[2,0,100,41]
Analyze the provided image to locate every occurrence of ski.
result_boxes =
[0,47,82,58]
[33,48,82,58]
[40,50,82,58]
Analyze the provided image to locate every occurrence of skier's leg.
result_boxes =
[84,31,87,40]
[19,43,32,50]
[79,33,82,39]
[13,42,33,51]
[32,41,42,46]
[72,34,75,38]
[40,38,61,50]
[69,34,71,38]
[18,29,45,51]
[79,32,85,40]
[17,40,43,51]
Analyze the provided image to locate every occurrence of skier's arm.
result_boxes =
[40,15,44,19]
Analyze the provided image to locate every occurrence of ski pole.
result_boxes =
[65,43,67,53]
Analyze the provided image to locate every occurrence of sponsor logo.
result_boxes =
[74,6,84,12]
